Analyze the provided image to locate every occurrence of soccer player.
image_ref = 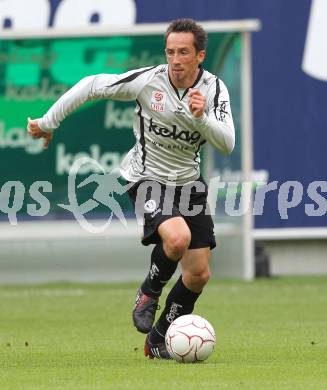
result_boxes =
[27,19,235,359]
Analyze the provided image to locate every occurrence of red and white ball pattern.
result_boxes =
[165,314,216,363]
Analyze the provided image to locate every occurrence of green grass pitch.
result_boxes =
[1,276,327,389]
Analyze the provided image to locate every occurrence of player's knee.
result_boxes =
[196,269,211,287]
[164,231,191,259]
[199,269,211,286]
[185,268,211,289]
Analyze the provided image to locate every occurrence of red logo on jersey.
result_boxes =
[154,92,163,102]
[151,90,167,112]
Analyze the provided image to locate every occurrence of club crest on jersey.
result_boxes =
[151,90,166,112]
[144,199,157,213]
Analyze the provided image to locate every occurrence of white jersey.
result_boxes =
[39,65,235,185]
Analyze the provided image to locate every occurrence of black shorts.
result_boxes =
[127,177,216,250]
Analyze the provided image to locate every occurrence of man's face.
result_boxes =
[165,32,205,87]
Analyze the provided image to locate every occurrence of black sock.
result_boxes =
[141,242,178,298]
[150,275,202,343]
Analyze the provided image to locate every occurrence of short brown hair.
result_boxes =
[165,18,208,52]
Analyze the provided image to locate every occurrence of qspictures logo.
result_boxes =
[58,158,132,233]
[0,157,327,232]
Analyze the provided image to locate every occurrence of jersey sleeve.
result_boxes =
[194,78,235,154]
[38,66,156,132]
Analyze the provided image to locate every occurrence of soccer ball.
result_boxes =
[165,314,216,363]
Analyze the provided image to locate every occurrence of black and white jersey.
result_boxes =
[39,65,235,185]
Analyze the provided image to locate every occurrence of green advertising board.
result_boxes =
[0,31,241,220]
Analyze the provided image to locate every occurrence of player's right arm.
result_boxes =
[27,66,156,148]
[27,117,53,149]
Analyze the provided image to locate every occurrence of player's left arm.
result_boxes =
[188,80,235,154]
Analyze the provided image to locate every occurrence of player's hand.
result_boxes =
[188,89,206,118]
[27,117,53,149]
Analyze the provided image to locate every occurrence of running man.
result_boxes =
[27,18,235,359]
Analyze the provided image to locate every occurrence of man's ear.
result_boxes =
[198,50,206,64]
